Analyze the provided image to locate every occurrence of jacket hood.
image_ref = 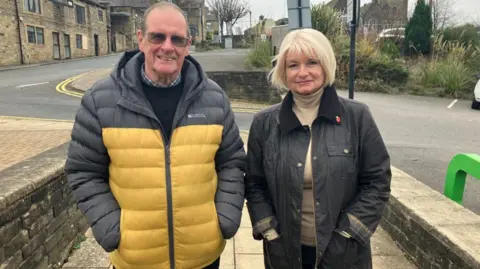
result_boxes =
[110,49,208,102]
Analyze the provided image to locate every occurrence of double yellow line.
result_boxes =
[56,69,105,98]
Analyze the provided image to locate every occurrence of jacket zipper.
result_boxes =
[158,124,176,269]
[163,94,196,269]
[310,128,319,267]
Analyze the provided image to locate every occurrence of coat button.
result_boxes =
[313,156,317,160]
[344,149,349,154]
[316,202,320,206]
[297,162,303,167]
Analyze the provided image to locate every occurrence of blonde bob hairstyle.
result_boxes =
[269,28,337,91]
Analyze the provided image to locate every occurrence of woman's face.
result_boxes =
[285,50,326,95]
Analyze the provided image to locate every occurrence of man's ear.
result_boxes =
[137,29,145,51]
[185,37,192,56]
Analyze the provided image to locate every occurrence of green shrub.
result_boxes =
[418,54,474,98]
[364,55,409,86]
[380,39,401,59]
[244,40,273,70]
[439,56,473,97]
[311,3,345,43]
[440,24,480,48]
[420,58,443,87]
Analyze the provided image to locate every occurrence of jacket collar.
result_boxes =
[279,84,342,133]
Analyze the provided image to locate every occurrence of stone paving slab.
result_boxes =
[0,116,73,171]
[64,205,416,269]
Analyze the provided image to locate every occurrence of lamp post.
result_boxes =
[347,0,360,100]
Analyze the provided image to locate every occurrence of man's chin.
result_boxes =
[153,65,177,76]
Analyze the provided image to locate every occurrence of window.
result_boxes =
[26,25,44,44]
[36,27,44,44]
[98,10,104,21]
[27,26,35,43]
[75,5,86,25]
[24,0,41,14]
[76,34,83,49]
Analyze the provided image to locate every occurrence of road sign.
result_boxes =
[287,0,312,30]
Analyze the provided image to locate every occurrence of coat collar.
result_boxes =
[279,84,343,133]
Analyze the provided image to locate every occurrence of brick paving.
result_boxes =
[0,116,73,171]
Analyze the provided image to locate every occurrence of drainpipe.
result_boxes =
[14,0,25,64]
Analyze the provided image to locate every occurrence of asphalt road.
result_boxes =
[1,52,479,216]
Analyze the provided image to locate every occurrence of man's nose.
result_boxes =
[160,37,175,51]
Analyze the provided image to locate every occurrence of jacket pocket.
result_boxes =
[326,144,356,180]
[264,237,288,269]
[320,232,359,269]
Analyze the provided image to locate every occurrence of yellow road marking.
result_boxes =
[56,69,106,98]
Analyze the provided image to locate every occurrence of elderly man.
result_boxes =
[64,2,246,269]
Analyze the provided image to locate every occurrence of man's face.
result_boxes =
[137,7,191,80]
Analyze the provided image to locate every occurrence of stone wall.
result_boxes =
[381,167,480,269]
[0,0,22,66]
[0,0,109,66]
[0,144,88,269]
[206,71,282,104]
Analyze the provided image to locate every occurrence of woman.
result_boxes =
[244,28,391,269]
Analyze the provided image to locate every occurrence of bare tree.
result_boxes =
[207,0,250,36]
[431,0,455,30]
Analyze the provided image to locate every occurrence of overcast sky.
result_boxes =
[232,0,480,31]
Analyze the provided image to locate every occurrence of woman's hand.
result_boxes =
[319,231,360,269]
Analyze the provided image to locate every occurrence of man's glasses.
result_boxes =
[147,32,189,47]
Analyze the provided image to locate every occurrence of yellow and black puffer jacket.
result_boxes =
[65,51,246,269]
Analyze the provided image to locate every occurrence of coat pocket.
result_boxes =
[264,237,288,269]
[320,232,359,269]
[326,144,356,180]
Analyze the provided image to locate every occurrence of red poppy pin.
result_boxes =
[336,116,341,123]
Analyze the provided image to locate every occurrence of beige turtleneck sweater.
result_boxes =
[292,88,324,247]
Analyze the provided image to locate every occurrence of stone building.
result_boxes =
[0,0,110,67]
[326,0,409,32]
[103,0,207,50]
[101,0,149,52]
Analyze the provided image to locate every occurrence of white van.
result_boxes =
[473,74,480,110]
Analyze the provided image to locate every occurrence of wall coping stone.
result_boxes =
[0,144,67,212]
[384,166,480,268]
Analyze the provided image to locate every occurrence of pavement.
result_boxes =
[64,209,415,269]
[0,116,73,171]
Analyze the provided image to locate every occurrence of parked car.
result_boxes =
[375,28,405,43]
[472,74,480,110]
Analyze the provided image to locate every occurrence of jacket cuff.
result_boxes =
[253,216,278,239]
[344,213,372,245]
